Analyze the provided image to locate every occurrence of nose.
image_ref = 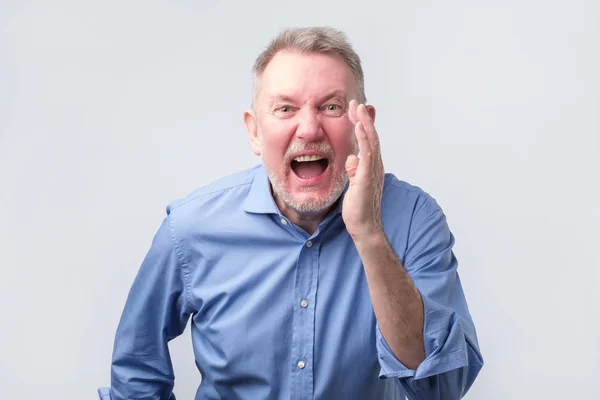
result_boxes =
[295,108,324,141]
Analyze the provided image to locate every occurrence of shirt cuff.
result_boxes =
[377,295,474,380]
[97,387,111,400]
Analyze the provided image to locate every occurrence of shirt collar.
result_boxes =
[243,164,349,218]
[243,164,281,214]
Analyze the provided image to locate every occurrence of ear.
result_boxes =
[366,105,376,123]
[243,109,261,156]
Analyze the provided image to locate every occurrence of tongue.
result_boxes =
[294,161,326,179]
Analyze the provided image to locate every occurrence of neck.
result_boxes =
[274,195,339,235]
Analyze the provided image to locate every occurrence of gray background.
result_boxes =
[1,1,598,399]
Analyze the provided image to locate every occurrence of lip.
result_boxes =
[288,150,330,162]
[289,155,331,186]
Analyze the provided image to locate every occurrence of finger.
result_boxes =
[354,120,373,179]
[355,120,369,156]
[357,104,376,141]
[345,154,359,179]
[357,104,381,160]
[348,99,358,125]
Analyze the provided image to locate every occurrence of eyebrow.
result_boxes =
[268,90,349,104]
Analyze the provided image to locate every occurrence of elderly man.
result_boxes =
[99,27,483,400]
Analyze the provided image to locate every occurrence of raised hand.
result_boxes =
[342,99,385,241]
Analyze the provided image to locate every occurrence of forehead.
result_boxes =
[258,50,357,102]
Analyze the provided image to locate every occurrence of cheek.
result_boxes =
[323,119,356,155]
[260,123,295,165]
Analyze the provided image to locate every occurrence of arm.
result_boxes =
[353,230,425,370]
[107,211,192,400]
[366,208,483,399]
[344,99,425,369]
[343,100,483,399]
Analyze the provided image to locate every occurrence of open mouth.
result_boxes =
[290,154,329,179]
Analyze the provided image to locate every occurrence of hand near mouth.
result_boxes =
[342,99,385,242]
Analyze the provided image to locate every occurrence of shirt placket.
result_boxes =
[290,236,320,400]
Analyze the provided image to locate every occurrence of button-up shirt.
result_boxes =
[99,164,483,399]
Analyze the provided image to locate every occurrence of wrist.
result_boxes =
[350,226,388,250]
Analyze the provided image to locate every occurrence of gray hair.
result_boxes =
[251,26,367,109]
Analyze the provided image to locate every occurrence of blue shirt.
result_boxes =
[99,164,483,400]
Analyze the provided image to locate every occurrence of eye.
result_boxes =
[273,105,296,118]
[322,103,345,116]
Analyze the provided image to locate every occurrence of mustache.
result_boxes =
[283,142,334,164]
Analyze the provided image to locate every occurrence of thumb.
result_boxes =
[345,154,359,178]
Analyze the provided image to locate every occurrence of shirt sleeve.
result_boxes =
[377,207,484,400]
[107,210,193,400]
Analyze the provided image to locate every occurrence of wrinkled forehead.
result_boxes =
[256,50,358,105]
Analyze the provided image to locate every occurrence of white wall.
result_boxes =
[1,1,598,399]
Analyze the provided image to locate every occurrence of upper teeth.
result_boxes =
[294,155,324,162]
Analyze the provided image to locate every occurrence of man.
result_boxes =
[99,27,483,400]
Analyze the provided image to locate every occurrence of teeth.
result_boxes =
[293,155,324,162]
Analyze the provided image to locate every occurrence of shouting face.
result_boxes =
[245,50,361,216]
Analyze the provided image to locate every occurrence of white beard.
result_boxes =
[259,137,349,214]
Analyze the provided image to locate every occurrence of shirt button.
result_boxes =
[300,299,308,308]
[306,240,312,248]
[297,360,305,369]
[280,218,287,225]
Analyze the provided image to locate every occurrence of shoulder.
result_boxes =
[381,173,445,231]
[164,165,261,232]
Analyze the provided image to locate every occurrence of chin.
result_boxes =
[288,191,338,213]
[265,159,348,214]
[281,176,347,214]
